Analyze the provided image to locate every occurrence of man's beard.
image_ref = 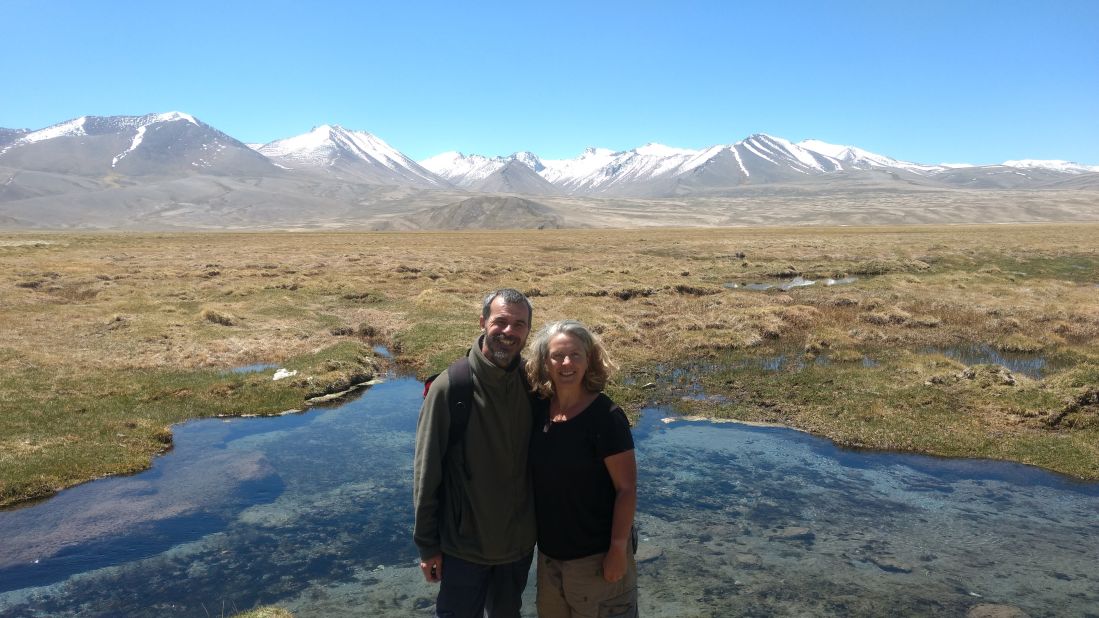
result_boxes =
[485,333,521,365]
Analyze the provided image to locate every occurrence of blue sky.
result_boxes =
[3,0,1097,164]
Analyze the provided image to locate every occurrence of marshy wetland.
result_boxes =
[2,225,1097,508]
[1,225,1098,616]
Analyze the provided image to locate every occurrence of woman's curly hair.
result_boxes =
[525,319,617,398]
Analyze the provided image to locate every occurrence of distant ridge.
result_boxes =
[1,111,1098,230]
[382,195,565,230]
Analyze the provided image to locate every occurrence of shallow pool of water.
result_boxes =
[922,344,1060,380]
[1,378,1096,617]
[724,276,859,292]
[225,363,279,375]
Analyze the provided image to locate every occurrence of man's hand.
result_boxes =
[420,554,443,583]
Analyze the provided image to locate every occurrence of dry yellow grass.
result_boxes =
[1,224,1097,505]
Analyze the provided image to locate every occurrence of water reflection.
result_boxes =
[1,379,1097,617]
[724,276,859,292]
[922,344,1056,380]
[225,363,278,375]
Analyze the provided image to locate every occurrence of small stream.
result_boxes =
[1,377,1097,617]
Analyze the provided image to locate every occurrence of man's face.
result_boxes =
[479,298,531,367]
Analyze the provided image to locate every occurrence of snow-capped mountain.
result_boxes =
[431,134,935,197]
[420,151,556,194]
[257,125,448,188]
[1001,159,1099,174]
[424,134,1099,197]
[796,139,944,174]
[539,143,725,195]
[0,112,276,177]
[466,159,559,195]
[2,111,1098,231]
[0,128,30,149]
[420,151,504,185]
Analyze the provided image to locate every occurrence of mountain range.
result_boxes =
[2,112,1098,230]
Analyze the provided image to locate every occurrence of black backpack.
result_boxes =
[423,357,476,474]
[422,354,535,479]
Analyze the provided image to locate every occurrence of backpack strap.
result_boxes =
[434,353,531,480]
[445,356,474,480]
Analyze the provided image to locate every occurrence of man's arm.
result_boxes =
[413,375,450,569]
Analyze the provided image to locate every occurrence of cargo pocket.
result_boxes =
[597,588,638,618]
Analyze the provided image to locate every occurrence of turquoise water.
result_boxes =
[1,378,1096,617]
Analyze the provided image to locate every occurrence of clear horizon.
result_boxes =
[2,0,1097,165]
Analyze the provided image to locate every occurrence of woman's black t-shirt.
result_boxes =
[530,392,634,561]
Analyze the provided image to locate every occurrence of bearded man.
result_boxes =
[413,288,536,618]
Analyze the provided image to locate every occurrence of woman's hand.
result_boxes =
[602,544,628,583]
[602,449,637,584]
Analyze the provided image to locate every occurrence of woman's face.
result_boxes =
[547,332,589,390]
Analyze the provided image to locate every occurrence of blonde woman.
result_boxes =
[526,320,638,618]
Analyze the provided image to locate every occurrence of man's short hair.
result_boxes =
[482,288,533,322]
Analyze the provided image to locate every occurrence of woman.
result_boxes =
[526,320,638,618]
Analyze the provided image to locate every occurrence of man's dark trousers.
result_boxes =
[434,552,534,618]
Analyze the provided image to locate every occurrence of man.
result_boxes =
[413,288,537,617]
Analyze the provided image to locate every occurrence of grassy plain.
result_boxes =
[1,225,1097,506]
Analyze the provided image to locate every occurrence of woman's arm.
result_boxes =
[602,449,637,583]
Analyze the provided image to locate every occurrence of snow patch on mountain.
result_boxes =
[539,148,619,188]
[797,138,942,174]
[751,135,823,172]
[420,151,504,183]
[112,126,147,168]
[741,138,781,167]
[1003,159,1099,174]
[100,111,201,133]
[540,144,738,192]
[260,125,444,186]
[683,145,730,174]
[511,151,545,173]
[3,112,204,159]
[260,125,397,167]
[421,132,1099,198]
[635,143,696,157]
[731,146,749,177]
[153,111,199,126]
[0,117,88,155]
[422,151,550,188]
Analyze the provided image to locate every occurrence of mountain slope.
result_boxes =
[400,195,564,230]
[420,151,501,185]
[797,139,943,174]
[465,159,560,195]
[0,128,31,149]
